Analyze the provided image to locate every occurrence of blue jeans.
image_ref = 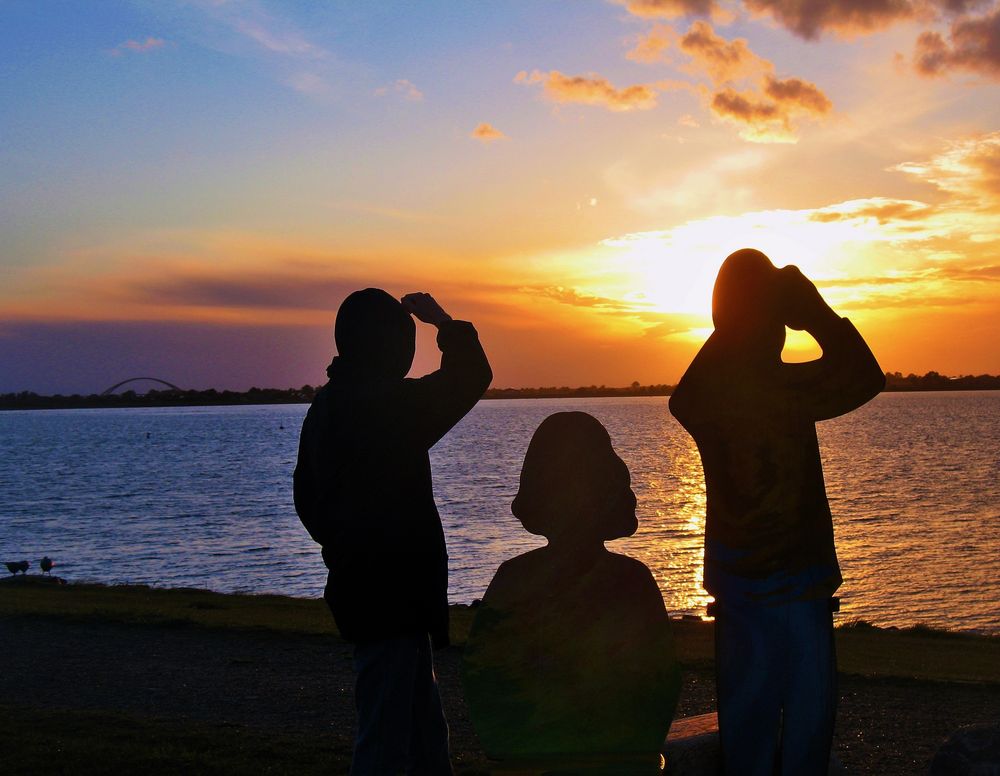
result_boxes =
[350,633,453,776]
[714,598,837,776]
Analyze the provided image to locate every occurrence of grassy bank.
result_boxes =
[2,577,997,684]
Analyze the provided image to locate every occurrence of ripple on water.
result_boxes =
[1,393,998,633]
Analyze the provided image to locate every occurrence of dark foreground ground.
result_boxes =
[0,583,997,774]
[0,575,1000,776]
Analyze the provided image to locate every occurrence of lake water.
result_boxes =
[1,393,998,634]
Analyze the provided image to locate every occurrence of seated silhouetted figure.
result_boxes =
[669,250,885,776]
[463,412,681,775]
[294,289,492,775]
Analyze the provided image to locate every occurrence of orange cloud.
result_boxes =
[624,21,832,141]
[711,88,793,140]
[618,0,721,18]
[649,21,833,141]
[626,24,675,62]
[374,78,424,101]
[679,20,772,83]
[762,74,833,112]
[913,7,1000,78]
[470,123,508,143]
[810,199,938,224]
[515,69,658,111]
[895,131,1000,206]
[524,285,646,311]
[109,37,166,56]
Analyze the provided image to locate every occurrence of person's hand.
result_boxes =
[401,292,453,327]
[779,265,833,332]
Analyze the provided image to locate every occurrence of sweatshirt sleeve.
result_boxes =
[668,334,724,432]
[405,319,493,448]
[781,317,885,421]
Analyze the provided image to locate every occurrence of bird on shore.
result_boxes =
[40,556,54,575]
[5,560,29,575]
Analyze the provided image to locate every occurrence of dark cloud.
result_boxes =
[763,75,833,113]
[743,0,917,39]
[712,88,783,123]
[132,274,366,311]
[914,7,1000,77]
[709,73,831,140]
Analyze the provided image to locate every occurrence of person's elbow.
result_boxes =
[863,363,886,402]
[668,388,691,424]
[473,356,493,396]
[847,357,885,409]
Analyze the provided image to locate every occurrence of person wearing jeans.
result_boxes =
[294,289,492,775]
[670,249,884,775]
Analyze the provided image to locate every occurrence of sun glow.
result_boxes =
[601,207,903,315]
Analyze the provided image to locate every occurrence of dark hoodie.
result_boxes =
[669,251,885,602]
[294,301,491,648]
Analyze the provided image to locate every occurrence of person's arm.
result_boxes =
[779,266,885,420]
[401,292,493,448]
[293,401,330,546]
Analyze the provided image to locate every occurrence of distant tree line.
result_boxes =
[2,372,998,410]
[882,371,1000,392]
[0,386,317,411]
[482,381,675,400]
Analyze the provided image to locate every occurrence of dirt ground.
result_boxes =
[1,615,997,774]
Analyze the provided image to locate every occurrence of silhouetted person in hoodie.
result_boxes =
[669,250,884,776]
[294,288,492,775]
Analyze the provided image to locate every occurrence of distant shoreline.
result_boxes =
[2,372,998,410]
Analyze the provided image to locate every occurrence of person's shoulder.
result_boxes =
[602,552,663,591]
[303,383,330,417]
[603,551,653,576]
[497,548,547,574]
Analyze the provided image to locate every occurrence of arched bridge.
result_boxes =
[101,377,183,396]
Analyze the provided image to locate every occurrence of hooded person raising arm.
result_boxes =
[669,250,883,776]
[294,288,491,776]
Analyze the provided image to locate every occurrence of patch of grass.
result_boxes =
[0,578,482,646]
[0,705,351,775]
[0,579,338,636]
[2,579,998,684]
[834,623,1000,684]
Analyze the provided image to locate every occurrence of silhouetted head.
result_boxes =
[334,288,415,379]
[712,248,785,357]
[512,412,637,547]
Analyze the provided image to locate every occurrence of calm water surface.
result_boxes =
[1,392,997,634]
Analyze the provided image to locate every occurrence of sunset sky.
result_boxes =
[2,0,999,394]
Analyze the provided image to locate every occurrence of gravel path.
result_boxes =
[2,615,997,774]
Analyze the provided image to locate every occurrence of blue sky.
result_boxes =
[2,0,999,392]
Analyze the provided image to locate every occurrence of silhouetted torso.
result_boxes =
[294,320,491,647]
[462,411,680,765]
[463,546,680,759]
[670,318,884,602]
